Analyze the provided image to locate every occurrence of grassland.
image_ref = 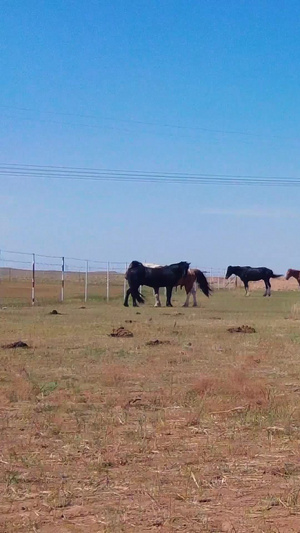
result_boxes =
[0,269,126,305]
[1,288,300,532]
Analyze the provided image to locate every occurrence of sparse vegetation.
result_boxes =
[1,289,300,531]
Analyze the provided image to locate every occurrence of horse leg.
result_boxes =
[131,285,139,306]
[268,280,271,296]
[263,280,268,297]
[182,290,190,307]
[184,284,197,307]
[124,288,131,307]
[154,288,161,307]
[166,286,173,307]
[192,283,197,307]
[244,281,250,296]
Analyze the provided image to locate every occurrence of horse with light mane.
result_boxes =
[286,268,300,288]
[124,260,190,307]
[144,264,212,307]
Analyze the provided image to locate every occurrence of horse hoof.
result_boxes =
[124,303,129,307]
[182,304,188,308]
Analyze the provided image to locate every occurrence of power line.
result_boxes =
[0,104,294,141]
[0,113,257,148]
[0,162,300,187]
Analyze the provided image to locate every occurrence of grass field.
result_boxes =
[0,269,126,305]
[1,289,300,532]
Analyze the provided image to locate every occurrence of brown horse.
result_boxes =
[286,268,300,287]
[178,269,212,306]
[154,268,212,307]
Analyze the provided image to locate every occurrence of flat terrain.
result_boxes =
[1,290,300,532]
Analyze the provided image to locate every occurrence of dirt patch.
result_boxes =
[2,340,29,349]
[109,326,133,337]
[227,325,256,333]
[146,339,171,346]
[162,312,184,316]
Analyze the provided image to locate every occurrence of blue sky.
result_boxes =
[1,0,300,271]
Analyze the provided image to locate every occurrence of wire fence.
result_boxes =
[0,249,234,306]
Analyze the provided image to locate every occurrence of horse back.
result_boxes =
[145,263,188,287]
[242,267,273,280]
[145,265,177,285]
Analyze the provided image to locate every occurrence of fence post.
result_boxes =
[0,249,1,308]
[123,262,127,300]
[223,269,226,289]
[61,256,65,302]
[106,261,110,302]
[32,253,35,306]
[85,260,88,302]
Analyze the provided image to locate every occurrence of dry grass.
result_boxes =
[1,289,300,532]
[0,269,125,305]
[1,267,299,307]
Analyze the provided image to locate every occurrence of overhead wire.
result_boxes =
[0,104,284,138]
[0,105,296,144]
[0,162,300,187]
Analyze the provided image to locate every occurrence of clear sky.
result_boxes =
[1,0,300,272]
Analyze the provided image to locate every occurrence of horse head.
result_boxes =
[286,269,292,280]
[225,266,233,279]
[179,261,190,278]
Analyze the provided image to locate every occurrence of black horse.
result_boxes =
[225,265,282,297]
[124,260,190,307]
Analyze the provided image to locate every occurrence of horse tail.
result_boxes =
[131,287,145,304]
[271,273,282,278]
[194,269,212,297]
